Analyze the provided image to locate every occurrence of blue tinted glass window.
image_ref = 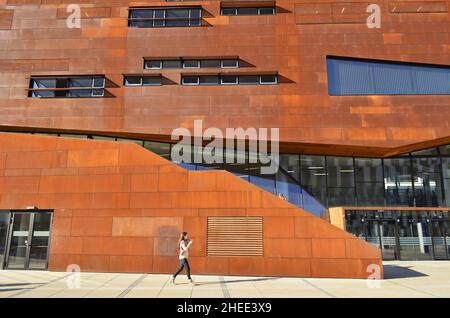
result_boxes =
[327,56,450,95]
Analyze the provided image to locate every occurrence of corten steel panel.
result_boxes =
[0,1,448,155]
[0,132,383,279]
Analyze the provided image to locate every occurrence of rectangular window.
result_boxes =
[181,74,278,86]
[327,56,450,95]
[145,58,239,69]
[124,76,142,86]
[199,75,219,85]
[200,60,221,68]
[181,76,199,85]
[239,75,259,84]
[221,75,238,85]
[128,7,202,28]
[220,7,276,15]
[124,76,162,86]
[162,60,182,69]
[142,76,162,86]
[260,74,278,84]
[183,60,200,68]
[145,60,162,69]
[29,76,109,98]
[221,59,239,68]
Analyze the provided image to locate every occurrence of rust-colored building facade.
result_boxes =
[0,0,449,278]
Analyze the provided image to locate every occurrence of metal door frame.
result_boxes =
[0,211,11,270]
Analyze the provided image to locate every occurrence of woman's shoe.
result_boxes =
[189,279,195,285]
[171,277,176,284]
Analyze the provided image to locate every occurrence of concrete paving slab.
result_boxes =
[0,261,449,298]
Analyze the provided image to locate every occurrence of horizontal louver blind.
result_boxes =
[207,217,263,256]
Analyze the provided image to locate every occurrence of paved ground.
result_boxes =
[0,261,449,298]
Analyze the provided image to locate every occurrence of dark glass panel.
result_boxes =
[124,76,142,86]
[260,75,277,84]
[355,158,383,183]
[162,60,182,69]
[237,7,258,15]
[258,7,275,15]
[129,9,154,19]
[142,76,162,86]
[182,76,199,85]
[183,60,200,68]
[199,76,219,85]
[412,157,444,206]
[145,60,162,69]
[221,75,238,84]
[221,8,237,15]
[327,187,356,207]
[239,75,259,84]
[200,60,221,68]
[221,59,239,68]
[383,158,414,206]
[356,183,385,206]
[326,156,355,187]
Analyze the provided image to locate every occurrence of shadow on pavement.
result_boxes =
[0,283,43,287]
[383,265,428,279]
[193,277,280,286]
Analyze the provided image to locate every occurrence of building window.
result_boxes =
[220,7,275,15]
[128,7,202,28]
[124,75,162,86]
[181,74,278,85]
[327,56,450,95]
[28,76,111,98]
[144,58,239,69]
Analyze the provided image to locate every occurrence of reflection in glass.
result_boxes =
[356,183,384,206]
[326,156,355,187]
[355,158,383,183]
[384,158,414,206]
[29,213,51,270]
[7,213,31,269]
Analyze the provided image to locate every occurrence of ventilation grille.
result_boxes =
[207,217,263,256]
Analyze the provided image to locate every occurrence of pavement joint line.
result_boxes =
[82,273,124,298]
[7,272,72,298]
[45,272,117,298]
[386,279,441,298]
[301,278,337,298]
[116,274,148,298]
[219,276,230,298]
[155,276,172,298]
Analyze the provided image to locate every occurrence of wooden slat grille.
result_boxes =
[207,217,263,256]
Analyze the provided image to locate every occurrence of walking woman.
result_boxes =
[172,232,194,285]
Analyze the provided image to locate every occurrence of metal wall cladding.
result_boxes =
[0,0,449,152]
[207,216,263,256]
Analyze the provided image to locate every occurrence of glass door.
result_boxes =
[431,220,449,260]
[379,220,400,260]
[0,212,11,269]
[28,213,52,269]
[5,213,32,269]
[4,211,53,270]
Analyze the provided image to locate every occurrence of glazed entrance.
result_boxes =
[0,210,53,270]
[345,209,450,261]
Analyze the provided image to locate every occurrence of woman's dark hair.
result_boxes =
[178,232,188,245]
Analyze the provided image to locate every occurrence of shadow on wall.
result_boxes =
[156,226,180,257]
[383,265,428,279]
